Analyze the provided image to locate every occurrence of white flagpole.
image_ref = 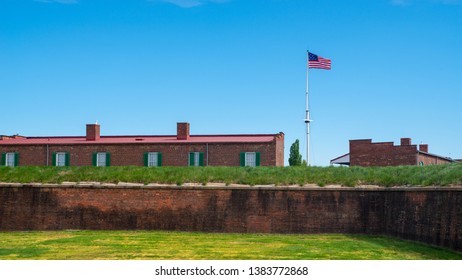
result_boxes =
[305,50,311,166]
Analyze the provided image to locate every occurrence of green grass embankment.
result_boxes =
[0,163,461,187]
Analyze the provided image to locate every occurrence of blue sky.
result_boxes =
[1,0,461,165]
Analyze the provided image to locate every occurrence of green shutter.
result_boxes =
[144,152,149,167]
[52,152,57,166]
[240,152,245,167]
[158,153,163,167]
[106,153,111,166]
[256,152,261,167]
[199,152,204,167]
[189,152,195,166]
[65,152,70,167]
[14,153,19,167]
[1,153,5,166]
[92,153,97,166]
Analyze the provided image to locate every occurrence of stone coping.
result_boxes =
[0,182,461,191]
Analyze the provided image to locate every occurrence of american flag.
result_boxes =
[308,52,331,70]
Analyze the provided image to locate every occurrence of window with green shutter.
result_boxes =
[53,152,69,167]
[240,152,261,167]
[4,152,18,167]
[145,152,162,167]
[94,152,109,167]
[189,152,204,166]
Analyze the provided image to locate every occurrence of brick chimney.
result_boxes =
[419,144,428,153]
[86,123,100,141]
[400,138,412,146]
[177,122,190,140]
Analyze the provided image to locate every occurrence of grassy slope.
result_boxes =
[1,163,462,187]
[0,231,460,260]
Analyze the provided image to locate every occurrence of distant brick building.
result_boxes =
[331,138,455,167]
[1,123,284,167]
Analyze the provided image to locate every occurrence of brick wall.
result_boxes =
[417,153,453,166]
[0,139,283,166]
[350,139,417,166]
[383,190,461,250]
[0,145,49,166]
[349,138,454,167]
[0,185,460,251]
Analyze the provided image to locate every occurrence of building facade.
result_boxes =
[331,138,454,167]
[1,123,285,167]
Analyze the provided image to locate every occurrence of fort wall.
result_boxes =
[0,184,460,251]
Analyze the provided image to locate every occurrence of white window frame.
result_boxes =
[6,153,15,167]
[97,152,107,167]
[148,152,158,167]
[245,152,256,167]
[56,152,66,167]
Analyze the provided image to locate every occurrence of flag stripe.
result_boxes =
[308,52,331,70]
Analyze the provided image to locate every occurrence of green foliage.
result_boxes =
[0,231,460,260]
[0,163,461,187]
[288,139,302,166]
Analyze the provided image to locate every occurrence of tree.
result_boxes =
[289,139,302,166]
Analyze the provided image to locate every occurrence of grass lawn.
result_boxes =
[0,231,460,260]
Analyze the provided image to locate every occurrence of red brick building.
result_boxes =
[1,123,284,167]
[331,138,455,167]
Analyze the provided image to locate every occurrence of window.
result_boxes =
[144,152,162,167]
[245,152,256,167]
[2,152,18,167]
[189,152,204,166]
[97,153,107,167]
[6,153,15,167]
[240,152,261,167]
[93,152,111,167]
[52,152,70,166]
